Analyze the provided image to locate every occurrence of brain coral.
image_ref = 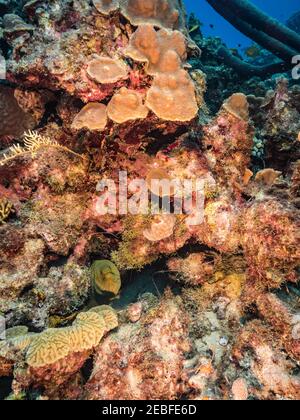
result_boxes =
[26,328,70,368]
[125,24,186,76]
[107,87,149,123]
[26,308,118,369]
[87,56,128,84]
[89,305,119,333]
[145,70,199,121]
[0,326,37,378]
[6,326,29,339]
[71,103,107,131]
[0,326,36,355]
[91,260,121,296]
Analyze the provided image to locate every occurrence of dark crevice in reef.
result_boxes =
[145,126,189,155]
[90,260,183,312]
[81,357,94,383]
[0,378,13,400]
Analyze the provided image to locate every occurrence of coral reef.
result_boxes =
[0,0,299,402]
[9,306,118,396]
[85,294,190,400]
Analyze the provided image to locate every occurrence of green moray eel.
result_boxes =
[91,260,121,297]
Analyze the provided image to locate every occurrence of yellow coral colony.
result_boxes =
[66,312,106,352]
[89,305,119,333]
[71,103,108,131]
[107,87,149,123]
[26,307,118,368]
[91,260,121,296]
[26,328,71,368]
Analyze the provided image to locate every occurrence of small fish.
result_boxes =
[244,45,262,58]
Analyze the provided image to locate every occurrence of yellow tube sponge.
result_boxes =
[91,260,121,296]
[26,312,106,368]
[107,87,149,124]
[71,103,108,131]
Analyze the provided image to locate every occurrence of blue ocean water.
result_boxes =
[185,0,300,48]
